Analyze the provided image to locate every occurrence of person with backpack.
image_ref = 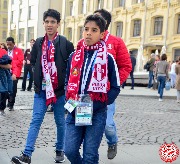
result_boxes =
[11,9,74,164]
[146,53,156,88]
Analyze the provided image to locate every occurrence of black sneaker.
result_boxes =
[20,89,25,91]
[11,153,31,164]
[9,106,14,111]
[54,150,65,163]
[107,143,117,160]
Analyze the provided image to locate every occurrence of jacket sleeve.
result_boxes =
[66,40,74,58]
[115,38,132,84]
[30,40,38,66]
[107,54,120,105]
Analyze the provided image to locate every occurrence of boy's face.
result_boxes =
[43,16,60,37]
[83,21,104,46]
[6,41,15,50]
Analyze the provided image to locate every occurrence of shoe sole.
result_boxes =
[54,159,65,163]
[11,158,31,164]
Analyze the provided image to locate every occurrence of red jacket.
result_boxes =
[104,31,132,84]
[10,46,24,78]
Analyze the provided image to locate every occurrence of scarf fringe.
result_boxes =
[46,97,57,106]
[89,92,107,102]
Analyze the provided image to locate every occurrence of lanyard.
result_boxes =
[81,51,97,94]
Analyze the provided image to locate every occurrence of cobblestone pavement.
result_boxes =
[0,90,180,150]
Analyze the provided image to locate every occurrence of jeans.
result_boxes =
[148,71,154,88]
[170,73,176,88]
[177,90,180,101]
[8,79,19,108]
[65,109,107,164]
[23,91,65,157]
[105,102,118,146]
[22,64,33,90]
[157,76,166,99]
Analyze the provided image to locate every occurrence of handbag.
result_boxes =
[165,81,171,91]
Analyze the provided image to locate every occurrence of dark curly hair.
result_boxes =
[161,54,167,61]
[84,14,106,33]
[43,9,61,23]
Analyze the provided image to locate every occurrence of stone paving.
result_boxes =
[0,89,180,151]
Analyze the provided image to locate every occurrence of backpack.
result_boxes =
[144,62,150,71]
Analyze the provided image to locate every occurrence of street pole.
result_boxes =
[164,0,170,47]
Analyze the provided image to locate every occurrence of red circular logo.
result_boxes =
[159,142,179,163]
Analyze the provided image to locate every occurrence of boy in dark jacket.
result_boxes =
[11,9,74,164]
[64,14,120,164]
[0,48,12,116]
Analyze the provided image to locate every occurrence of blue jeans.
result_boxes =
[65,109,107,164]
[157,76,166,99]
[148,71,154,88]
[23,91,65,157]
[105,102,118,146]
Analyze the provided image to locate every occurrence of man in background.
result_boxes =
[21,39,35,92]
[6,37,24,111]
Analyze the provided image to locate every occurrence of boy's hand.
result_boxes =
[12,74,17,80]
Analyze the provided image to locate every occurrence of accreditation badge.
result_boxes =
[75,94,93,126]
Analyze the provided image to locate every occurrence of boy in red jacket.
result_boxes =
[6,37,24,111]
[94,9,132,159]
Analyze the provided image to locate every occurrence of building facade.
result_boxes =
[58,0,180,71]
[8,0,63,50]
[0,0,8,43]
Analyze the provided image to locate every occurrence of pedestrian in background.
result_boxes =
[21,39,35,92]
[64,14,120,164]
[147,53,156,88]
[6,37,24,111]
[170,60,178,88]
[122,51,136,89]
[175,57,180,103]
[155,54,169,102]
[0,48,12,116]
[11,9,74,164]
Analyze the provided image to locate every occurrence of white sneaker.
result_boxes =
[159,98,163,102]
[0,110,6,116]
[177,100,180,103]
[157,94,160,97]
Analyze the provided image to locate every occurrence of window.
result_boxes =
[11,30,16,40]
[12,0,14,4]
[4,0,7,9]
[116,22,123,37]
[67,28,72,41]
[29,6,35,19]
[177,15,180,34]
[80,0,86,14]
[28,27,34,41]
[69,1,73,16]
[133,20,141,36]
[79,27,83,40]
[2,31,6,39]
[119,0,125,7]
[19,28,24,43]
[154,17,163,35]
[11,11,15,23]
[3,18,7,24]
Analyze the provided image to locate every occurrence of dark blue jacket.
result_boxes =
[65,50,120,112]
[0,55,13,93]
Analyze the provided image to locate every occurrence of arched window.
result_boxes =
[116,22,123,37]
[154,17,163,35]
[133,19,141,36]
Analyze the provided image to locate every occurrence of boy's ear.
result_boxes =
[100,31,105,39]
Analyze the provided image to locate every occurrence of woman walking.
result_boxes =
[155,54,169,101]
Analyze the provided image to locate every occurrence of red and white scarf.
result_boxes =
[66,40,108,102]
[42,32,58,106]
